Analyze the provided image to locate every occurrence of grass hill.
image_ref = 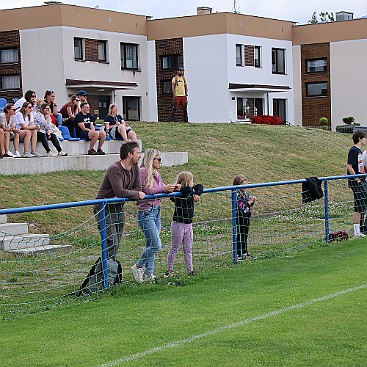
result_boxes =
[0,122,352,233]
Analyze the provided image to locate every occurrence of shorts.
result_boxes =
[76,130,90,140]
[109,125,131,140]
[350,181,367,213]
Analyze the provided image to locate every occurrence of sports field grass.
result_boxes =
[1,237,366,367]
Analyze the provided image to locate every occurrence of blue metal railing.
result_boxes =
[1,173,366,289]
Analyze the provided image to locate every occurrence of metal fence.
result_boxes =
[0,174,365,318]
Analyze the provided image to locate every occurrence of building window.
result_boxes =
[123,96,140,121]
[236,44,243,66]
[306,58,327,73]
[273,99,287,122]
[161,80,172,95]
[74,38,84,61]
[0,49,18,64]
[121,43,138,70]
[306,82,328,97]
[272,48,285,74]
[161,55,179,70]
[98,41,107,62]
[254,46,261,68]
[1,75,20,90]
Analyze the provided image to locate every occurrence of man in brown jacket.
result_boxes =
[94,141,145,259]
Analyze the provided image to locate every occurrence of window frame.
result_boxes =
[97,40,108,63]
[74,37,84,61]
[120,43,139,70]
[273,98,287,123]
[1,74,20,90]
[123,96,140,121]
[161,55,179,70]
[306,82,328,97]
[306,58,328,73]
[272,48,286,74]
[0,48,18,64]
[161,80,172,95]
[254,46,261,68]
[236,44,243,66]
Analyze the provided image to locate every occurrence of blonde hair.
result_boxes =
[141,148,161,188]
[108,104,118,116]
[233,174,247,186]
[175,171,193,187]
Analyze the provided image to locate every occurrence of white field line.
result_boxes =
[98,283,367,367]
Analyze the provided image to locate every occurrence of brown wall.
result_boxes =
[0,30,22,102]
[301,43,330,127]
[155,38,184,122]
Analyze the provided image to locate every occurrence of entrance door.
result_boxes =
[273,99,286,123]
[123,97,140,121]
[98,96,110,120]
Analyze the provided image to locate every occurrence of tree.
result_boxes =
[308,11,335,24]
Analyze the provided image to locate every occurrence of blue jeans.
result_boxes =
[137,206,162,275]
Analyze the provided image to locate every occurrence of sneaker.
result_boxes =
[22,152,33,158]
[164,270,175,278]
[243,253,253,259]
[187,270,195,276]
[58,150,67,156]
[97,149,106,155]
[237,255,244,261]
[131,264,144,284]
[47,151,57,157]
[88,149,97,155]
[6,151,14,157]
[31,151,42,158]
[13,151,22,158]
[3,153,12,157]
[144,273,157,282]
[353,233,366,238]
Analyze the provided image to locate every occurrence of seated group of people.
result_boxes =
[0,89,138,158]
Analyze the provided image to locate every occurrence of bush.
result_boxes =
[342,116,355,125]
[319,117,328,125]
[250,115,282,125]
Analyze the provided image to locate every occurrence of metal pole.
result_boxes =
[323,180,330,243]
[99,203,109,289]
[231,189,238,264]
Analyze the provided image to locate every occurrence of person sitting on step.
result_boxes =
[75,102,106,155]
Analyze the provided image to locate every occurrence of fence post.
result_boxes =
[323,180,330,243]
[231,189,238,264]
[99,203,109,289]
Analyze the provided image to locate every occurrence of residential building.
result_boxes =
[0,3,366,129]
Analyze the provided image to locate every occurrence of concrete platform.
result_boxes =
[0,234,50,251]
[8,244,72,255]
[0,215,7,224]
[0,222,29,236]
[0,151,188,175]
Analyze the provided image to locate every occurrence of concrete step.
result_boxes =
[0,215,7,224]
[16,139,142,157]
[0,151,188,175]
[0,222,29,236]
[7,244,72,255]
[0,234,50,251]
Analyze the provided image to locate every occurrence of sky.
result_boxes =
[1,0,367,24]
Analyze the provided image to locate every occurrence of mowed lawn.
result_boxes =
[1,238,366,367]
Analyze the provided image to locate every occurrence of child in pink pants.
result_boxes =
[166,171,203,276]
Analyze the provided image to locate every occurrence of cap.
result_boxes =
[178,67,184,71]
[77,90,88,96]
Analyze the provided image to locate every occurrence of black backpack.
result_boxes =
[78,257,122,296]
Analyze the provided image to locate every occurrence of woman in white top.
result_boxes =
[0,103,26,158]
[14,101,40,158]
[34,103,67,156]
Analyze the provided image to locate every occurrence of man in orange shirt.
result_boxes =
[170,67,188,122]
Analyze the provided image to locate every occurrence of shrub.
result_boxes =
[342,116,355,125]
[319,117,328,125]
[250,115,282,125]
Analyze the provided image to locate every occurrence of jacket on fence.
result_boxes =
[302,176,323,204]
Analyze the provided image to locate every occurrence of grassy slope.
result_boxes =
[1,238,366,367]
[0,123,352,234]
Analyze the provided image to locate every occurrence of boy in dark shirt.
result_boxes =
[346,130,367,237]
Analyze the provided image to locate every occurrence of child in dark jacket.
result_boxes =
[166,171,203,276]
[233,174,256,260]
